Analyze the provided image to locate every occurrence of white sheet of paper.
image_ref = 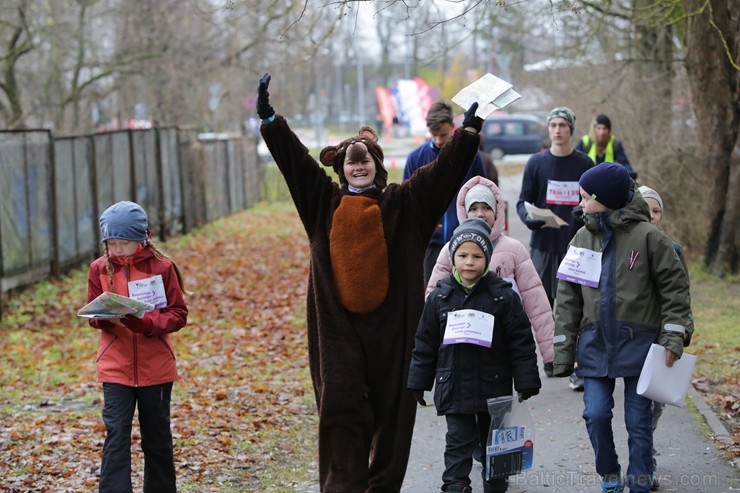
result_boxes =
[524,202,568,229]
[451,73,519,119]
[637,344,697,407]
[128,275,168,309]
[556,246,602,288]
[443,309,495,348]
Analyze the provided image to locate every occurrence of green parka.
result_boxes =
[553,185,691,378]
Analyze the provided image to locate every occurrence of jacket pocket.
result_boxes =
[433,369,455,411]
[96,335,118,363]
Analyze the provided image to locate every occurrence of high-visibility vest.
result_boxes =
[581,135,615,163]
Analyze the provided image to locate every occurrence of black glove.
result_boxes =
[410,389,427,407]
[524,214,545,231]
[517,388,539,402]
[571,205,584,222]
[256,73,275,120]
[461,102,482,134]
[121,314,155,336]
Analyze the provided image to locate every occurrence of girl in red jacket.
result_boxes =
[87,201,188,493]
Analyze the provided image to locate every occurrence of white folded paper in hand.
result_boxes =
[524,202,568,228]
[78,291,154,319]
[637,343,697,407]
[451,73,522,119]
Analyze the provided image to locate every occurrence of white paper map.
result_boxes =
[78,291,154,319]
[452,73,522,119]
[524,202,568,228]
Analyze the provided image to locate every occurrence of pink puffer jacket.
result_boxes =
[425,176,554,363]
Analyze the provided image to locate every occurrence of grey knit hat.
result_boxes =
[638,185,664,212]
[547,107,576,134]
[99,201,149,243]
[449,218,493,266]
[464,184,497,214]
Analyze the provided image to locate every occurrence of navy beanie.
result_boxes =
[449,218,493,266]
[99,201,149,243]
[579,162,632,210]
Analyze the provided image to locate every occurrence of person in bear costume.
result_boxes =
[257,73,483,492]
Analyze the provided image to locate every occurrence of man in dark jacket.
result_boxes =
[404,101,488,285]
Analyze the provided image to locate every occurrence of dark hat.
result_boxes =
[449,218,493,266]
[319,126,387,188]
[547,107,575,134]
[99,201,149,243]
[579,162,632,210]
[594,114,611,129]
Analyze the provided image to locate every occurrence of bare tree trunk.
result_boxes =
[684,0,740,275]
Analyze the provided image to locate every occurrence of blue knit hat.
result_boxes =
[449,218,493,265]
[99,201,149,243]
[579,162,632,210]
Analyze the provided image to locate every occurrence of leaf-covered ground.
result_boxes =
[1,200,738,492]
[0,202,319,492]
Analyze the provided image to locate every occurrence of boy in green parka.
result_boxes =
[552,162,691,493]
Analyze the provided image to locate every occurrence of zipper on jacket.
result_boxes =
[124,263,139,387]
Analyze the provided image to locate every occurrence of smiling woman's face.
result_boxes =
[343,145,377,188]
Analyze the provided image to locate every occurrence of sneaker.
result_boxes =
[441,483,472,493]
[569,373,584,391]
[483,477,508,493]
[601,474,624,493]
[544,362,554,377]
[651,457,659,490]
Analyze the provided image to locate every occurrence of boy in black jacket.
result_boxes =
[408,218,541,493]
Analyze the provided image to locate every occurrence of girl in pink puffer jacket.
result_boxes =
[426,176,555,371]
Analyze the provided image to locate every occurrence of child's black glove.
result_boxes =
[517,389,539,402]
[461,102,482,134]
[524,214,546,231]
[121,314,155,336]
[256,73,275,120]
[410,389,427,406]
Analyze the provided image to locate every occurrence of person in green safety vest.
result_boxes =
[575,114,637,179]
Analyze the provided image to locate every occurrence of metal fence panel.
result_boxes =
[0,131,53,288]
[53,137,96,268]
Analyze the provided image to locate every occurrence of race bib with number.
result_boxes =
[546,180,581,206]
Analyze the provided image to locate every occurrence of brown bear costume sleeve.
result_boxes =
[261,115,480,492]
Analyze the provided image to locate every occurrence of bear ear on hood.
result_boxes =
[358,126,378,143]
[319,145,339,167]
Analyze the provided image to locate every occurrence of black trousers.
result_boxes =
[100,382,176,493]
[443,413,491,487]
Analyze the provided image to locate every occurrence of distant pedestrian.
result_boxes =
[515,107,593,308]
[638,184,694,490]
[409,218,541,493]
[553,163,691,493]
[576,114,636,178]
[257,72,484,492]
[404,100,489,285]
[87,201,188,493]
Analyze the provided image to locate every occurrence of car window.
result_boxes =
[484,122,502,137]
[504,122,525,136]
